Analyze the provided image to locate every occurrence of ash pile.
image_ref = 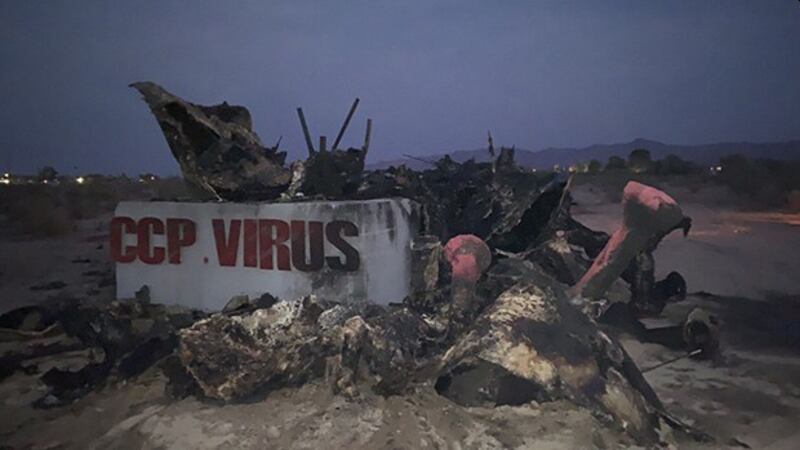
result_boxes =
[0,82,720,447]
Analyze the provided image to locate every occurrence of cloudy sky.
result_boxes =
[1,0,798,174]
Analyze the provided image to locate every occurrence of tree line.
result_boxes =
[581,148,697,175]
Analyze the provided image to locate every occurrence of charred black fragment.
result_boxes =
[0,296,204,406]
[131,81,292,200]
[437,281,664,445]
[301,148,367,198]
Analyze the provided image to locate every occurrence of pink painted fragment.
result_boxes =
[572,181,686,300]
[444,234,491,283]
[623,181,678,212]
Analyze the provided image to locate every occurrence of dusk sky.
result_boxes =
[1,1,798,175]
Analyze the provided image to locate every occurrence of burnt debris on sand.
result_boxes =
[0,82,718,446]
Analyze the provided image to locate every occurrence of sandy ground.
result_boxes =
[0,216,113,315]
[1,182,799,449]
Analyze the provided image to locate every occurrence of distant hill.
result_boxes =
[368,138,800,170]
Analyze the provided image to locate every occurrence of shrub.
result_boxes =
[717,155,800,209]
[627,148,652,173]
[605,156,626,171]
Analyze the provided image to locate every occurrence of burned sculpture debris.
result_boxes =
[131,82,293,200]
[132,82,375,202]
[571,181,690,302]
[436,281,663,445]
[179,295,332,401]
[443,234,492,335]
[0,293,204,407]
[0,82,720,447]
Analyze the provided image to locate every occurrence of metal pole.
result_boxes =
[319,135,327,152]
[363,118,372,156]
[332,98,360,150]
[297,107,315,156]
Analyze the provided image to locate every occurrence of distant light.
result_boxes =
[716,165,723,172]
[42,179,48,184]
[0,178,9,185]
[76,176,85,184]
[2,173,8,178]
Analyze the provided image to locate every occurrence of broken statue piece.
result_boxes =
[683,308,721,359]
[572,181,689,301]
[522,230,592,286]
[405,235,446,314]
[328,306,434,397]
[178,296,435,401]
[409,235,442,295]
[630,264,687,317]
[131,81,292,200]
[178,296,331,402]
[436,281,663,445]
[443,235,492,336]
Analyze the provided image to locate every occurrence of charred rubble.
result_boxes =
[0,82,716,446]
[130,82,293,201]
[0,291,204,407]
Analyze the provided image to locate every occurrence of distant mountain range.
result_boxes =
[368,138,800,170]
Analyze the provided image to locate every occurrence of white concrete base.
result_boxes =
[112,198,419,310]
